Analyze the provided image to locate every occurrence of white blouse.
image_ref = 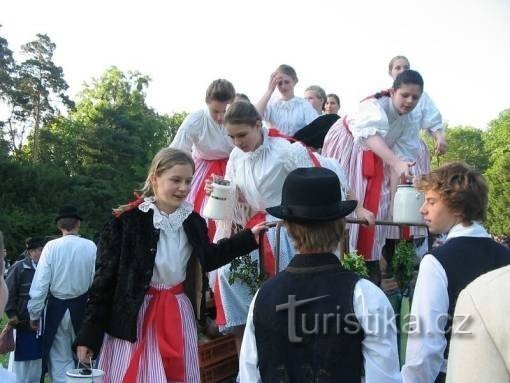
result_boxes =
[349,96,422,162]
[169,108,234,160]
[264,96,319,136]
[415,91,444,133]
[224,129,349,222]
[138,198,194,286]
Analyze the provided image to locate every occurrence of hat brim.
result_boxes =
[266,200,357,223]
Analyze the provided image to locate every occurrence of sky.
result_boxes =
[2,0,510,130]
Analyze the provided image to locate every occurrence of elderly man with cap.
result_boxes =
[239,167,401,382]
[5,236,45,382]
[27,206,96,383]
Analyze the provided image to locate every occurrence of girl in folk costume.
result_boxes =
[208,101,374,346]
[256,64,319,136]
[74,148,266,383]
[388,55,446,176]
[325,93,341,115]
[169,79,236,238]
[304,85,327,115]
[322,70,425,262]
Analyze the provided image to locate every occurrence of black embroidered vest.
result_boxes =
[253,253,364,382]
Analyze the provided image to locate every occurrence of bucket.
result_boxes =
[393,184,425,224]
[66,368,105,383]
[203,179,234,220]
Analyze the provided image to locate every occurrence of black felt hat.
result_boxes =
[266,167,357,223]
[26,236,46,250]
[293,114,340,149]
[55,206,82,222]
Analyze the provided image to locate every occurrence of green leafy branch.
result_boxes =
[341,250,370,278]
[228,254,265,295]
[392,240,416,293]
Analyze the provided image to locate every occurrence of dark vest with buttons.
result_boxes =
[430,236,510,357]
[253,253,364,383]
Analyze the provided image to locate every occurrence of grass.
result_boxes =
[0,314,8,368]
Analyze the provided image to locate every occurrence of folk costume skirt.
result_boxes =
[98,283,200,383]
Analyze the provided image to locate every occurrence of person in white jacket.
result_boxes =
[446,265,510,382]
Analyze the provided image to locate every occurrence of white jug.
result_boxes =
[203,179,234,220]
[393,184,425,224]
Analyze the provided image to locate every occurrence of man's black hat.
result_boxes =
[55,206,82,222]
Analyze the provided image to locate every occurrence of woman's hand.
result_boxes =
[204,174,220,196]
[356,206,376,226]
[391,159,415,182]
[250,222,269,238]
[76,346,94,362]
[267,70,280,93]
[434,133,447,155]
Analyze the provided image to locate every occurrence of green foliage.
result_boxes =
[341,250,369,278]
[0,60,187,259]
[228,254,264,295]
[392,241,415,292]
[424,125,489,172]
[484,109,510,235]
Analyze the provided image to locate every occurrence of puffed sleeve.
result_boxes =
[418,92,443,133]
[349,99,390,143]
[283,141,316,172]
[169,110,201,153]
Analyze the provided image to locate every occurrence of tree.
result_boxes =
[484,108,510,235]
[424,125,489,172]
[0,27,15,156]
[40,67,176,202]
[5,34,73,162]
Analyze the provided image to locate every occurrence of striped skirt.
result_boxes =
[98,283,200,383]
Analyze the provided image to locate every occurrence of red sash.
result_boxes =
[356,151,384,260]
[246,212,275,278]
[122,284,185,382]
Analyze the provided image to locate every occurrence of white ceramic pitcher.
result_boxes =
[393,183,425,224]
[203,179,234,220]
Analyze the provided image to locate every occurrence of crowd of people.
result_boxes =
[1,56,509,383]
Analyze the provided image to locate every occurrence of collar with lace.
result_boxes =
[138,197,193,232]
[234,128,272,161]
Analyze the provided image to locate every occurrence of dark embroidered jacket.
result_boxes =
[74,207,258,356]
[5,256,37,330]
